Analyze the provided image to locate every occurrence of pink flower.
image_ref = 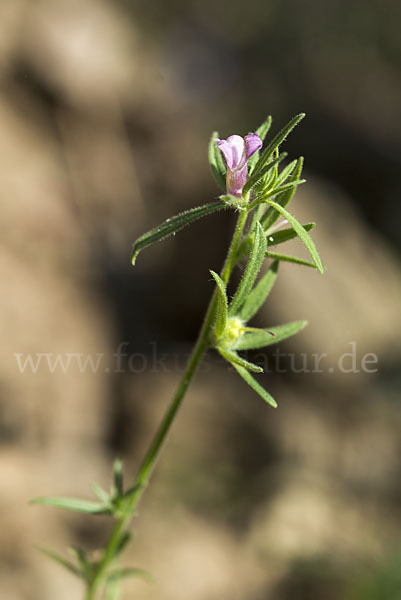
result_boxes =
[215,133,262,197]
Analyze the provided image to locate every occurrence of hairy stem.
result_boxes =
[86,208,249,599]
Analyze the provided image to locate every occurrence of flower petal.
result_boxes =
[227,163,248,197]
[244,133,263,159]
[215,135,245,171]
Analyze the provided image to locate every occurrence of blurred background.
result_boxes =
[1,0,401,598]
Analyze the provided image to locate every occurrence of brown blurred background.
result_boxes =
[1,0,401,599]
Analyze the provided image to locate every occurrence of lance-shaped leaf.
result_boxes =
[248,115,273,173]
[112,459,124,499]
[233,365,277,408]
[105,578,121,600]
[256,115,273,140]
[218,347,263,373]
[106,567,155,584]
[229,222,267,315]
[267,223,315,246]
[239,260,279,321]
[261,157,303,231]
[276,159,298,186]
[91,482,110,504]
[264,201,324,273]
[251,178,306,209]
[30,496,110,515]
[266,251,316,268]
[131,200,227,265]
[114,532,133,558]
[243,152,287,194]
[236,320,308,350]
[36,546,83,578]
[208,131,226,191]
[252,114,305,176]
[69,546,92,582]
[210,270,228,339]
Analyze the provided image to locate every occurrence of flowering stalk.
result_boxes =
[85,207,249,599]
[32,113,324,600]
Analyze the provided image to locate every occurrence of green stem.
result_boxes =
[86,208,249,599]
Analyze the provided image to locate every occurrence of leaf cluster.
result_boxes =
[31,461,152,593]
[210,227,308,408]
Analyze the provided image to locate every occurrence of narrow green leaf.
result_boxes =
[234,235,252,264]
[276,159,297,186]
[112,459,124,498]
[267,223,315,246]
[266,251,316,268]
[264,201,324,273]
[105,578,122,600]
[69,546,92,580]
[252,114,305,176]
[123,482,143,499]
[229,222,267,315]
[131,200,227,265]
[114,532,133,558]
[91,482,110,504]
[243,153,287,194]
[256,115,273,141]
[261,156,303,231]
[248,115,273,173]
[251,178,305,209]
[208,131,226,191]
[31,496,109,515]
[36,546,83,578]
[239,260,279,321]
[218,347,263,373]
[248,203,268,241]
[210,270,228,339]
[106,568,155,584]
[233,365,277,408]
[236,320,308,350]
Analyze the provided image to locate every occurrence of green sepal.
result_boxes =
[233,365,277,408]
[209,270,228,339]
[264,201,324,273]
[218,347,263,373]
[244,153,287,194]
[239,260,279,321]
[30,496,110,515]
[261,157,303,231]
[131,200,227,265]
[236,320,308,350]
[208,132,226,191]
[36,546,83,578]
[266,251,316,268]
[248,115,273,173]
[229,222,267,315]
[267,223,315,246]
[252,114,305,177]
[219,194,248,210]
